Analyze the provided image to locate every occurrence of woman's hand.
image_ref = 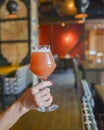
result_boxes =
[0,81,53,130]
[18,81,53,112]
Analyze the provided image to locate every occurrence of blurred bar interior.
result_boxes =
[0,0,104,130]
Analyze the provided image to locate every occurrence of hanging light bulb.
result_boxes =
[66,0,77,15]
[74,0,90,19]
[55,0,77,16]
[6,0,19,18]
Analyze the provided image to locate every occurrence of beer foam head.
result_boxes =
[33,46,50,52]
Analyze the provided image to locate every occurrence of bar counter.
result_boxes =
[95,84,104,104]
[79,61,104,84]
[10,86,82,130]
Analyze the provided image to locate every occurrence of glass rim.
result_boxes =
[32,45,50,51]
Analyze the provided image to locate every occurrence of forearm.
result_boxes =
[0,100,28,130]
[0,81,52,130]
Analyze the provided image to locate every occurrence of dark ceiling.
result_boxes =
[87,0,104,19]
[0,0,104,23]
[39,0,104,23]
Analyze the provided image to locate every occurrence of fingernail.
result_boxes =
[50,81,54,84]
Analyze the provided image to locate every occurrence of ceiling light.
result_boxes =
[55,0,77,16]
[74,0,90,19]
[61,22,65,27]
[6,0,19,18]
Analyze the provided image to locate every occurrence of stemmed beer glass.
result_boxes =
[30,45,58,112]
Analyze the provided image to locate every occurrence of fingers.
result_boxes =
[34,88,52,107]
[37,95,53,108]
[34,81,53,90]
[31,81,53,94]
[38,87,50,97]
[44,95,53,107]
[31,81,53,108]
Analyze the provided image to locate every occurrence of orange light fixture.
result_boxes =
[8,14,17,18]
[75,13,88,19]
[67,0,77,15]
[77,18,86,24]
[55,0,77,16]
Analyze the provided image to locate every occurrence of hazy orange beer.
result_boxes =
[30,49,56,79]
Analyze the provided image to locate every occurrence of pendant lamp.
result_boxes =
[6,0,19,18]
[74,0,90,19]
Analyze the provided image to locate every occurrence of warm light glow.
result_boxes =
[67,1,74,8]
[65,36,70,42]
[75,13,88,19]
[63,32,77,54]
[66,0,77,15]
[61,22,65,27]
[64,33,74,44]
[8,14,17,18]
[56,0,77,16]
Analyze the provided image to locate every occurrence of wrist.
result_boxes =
[14,100,29,116]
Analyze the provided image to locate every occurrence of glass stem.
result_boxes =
[40,77,47,82]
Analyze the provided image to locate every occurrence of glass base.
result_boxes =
[36,104,58,112]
